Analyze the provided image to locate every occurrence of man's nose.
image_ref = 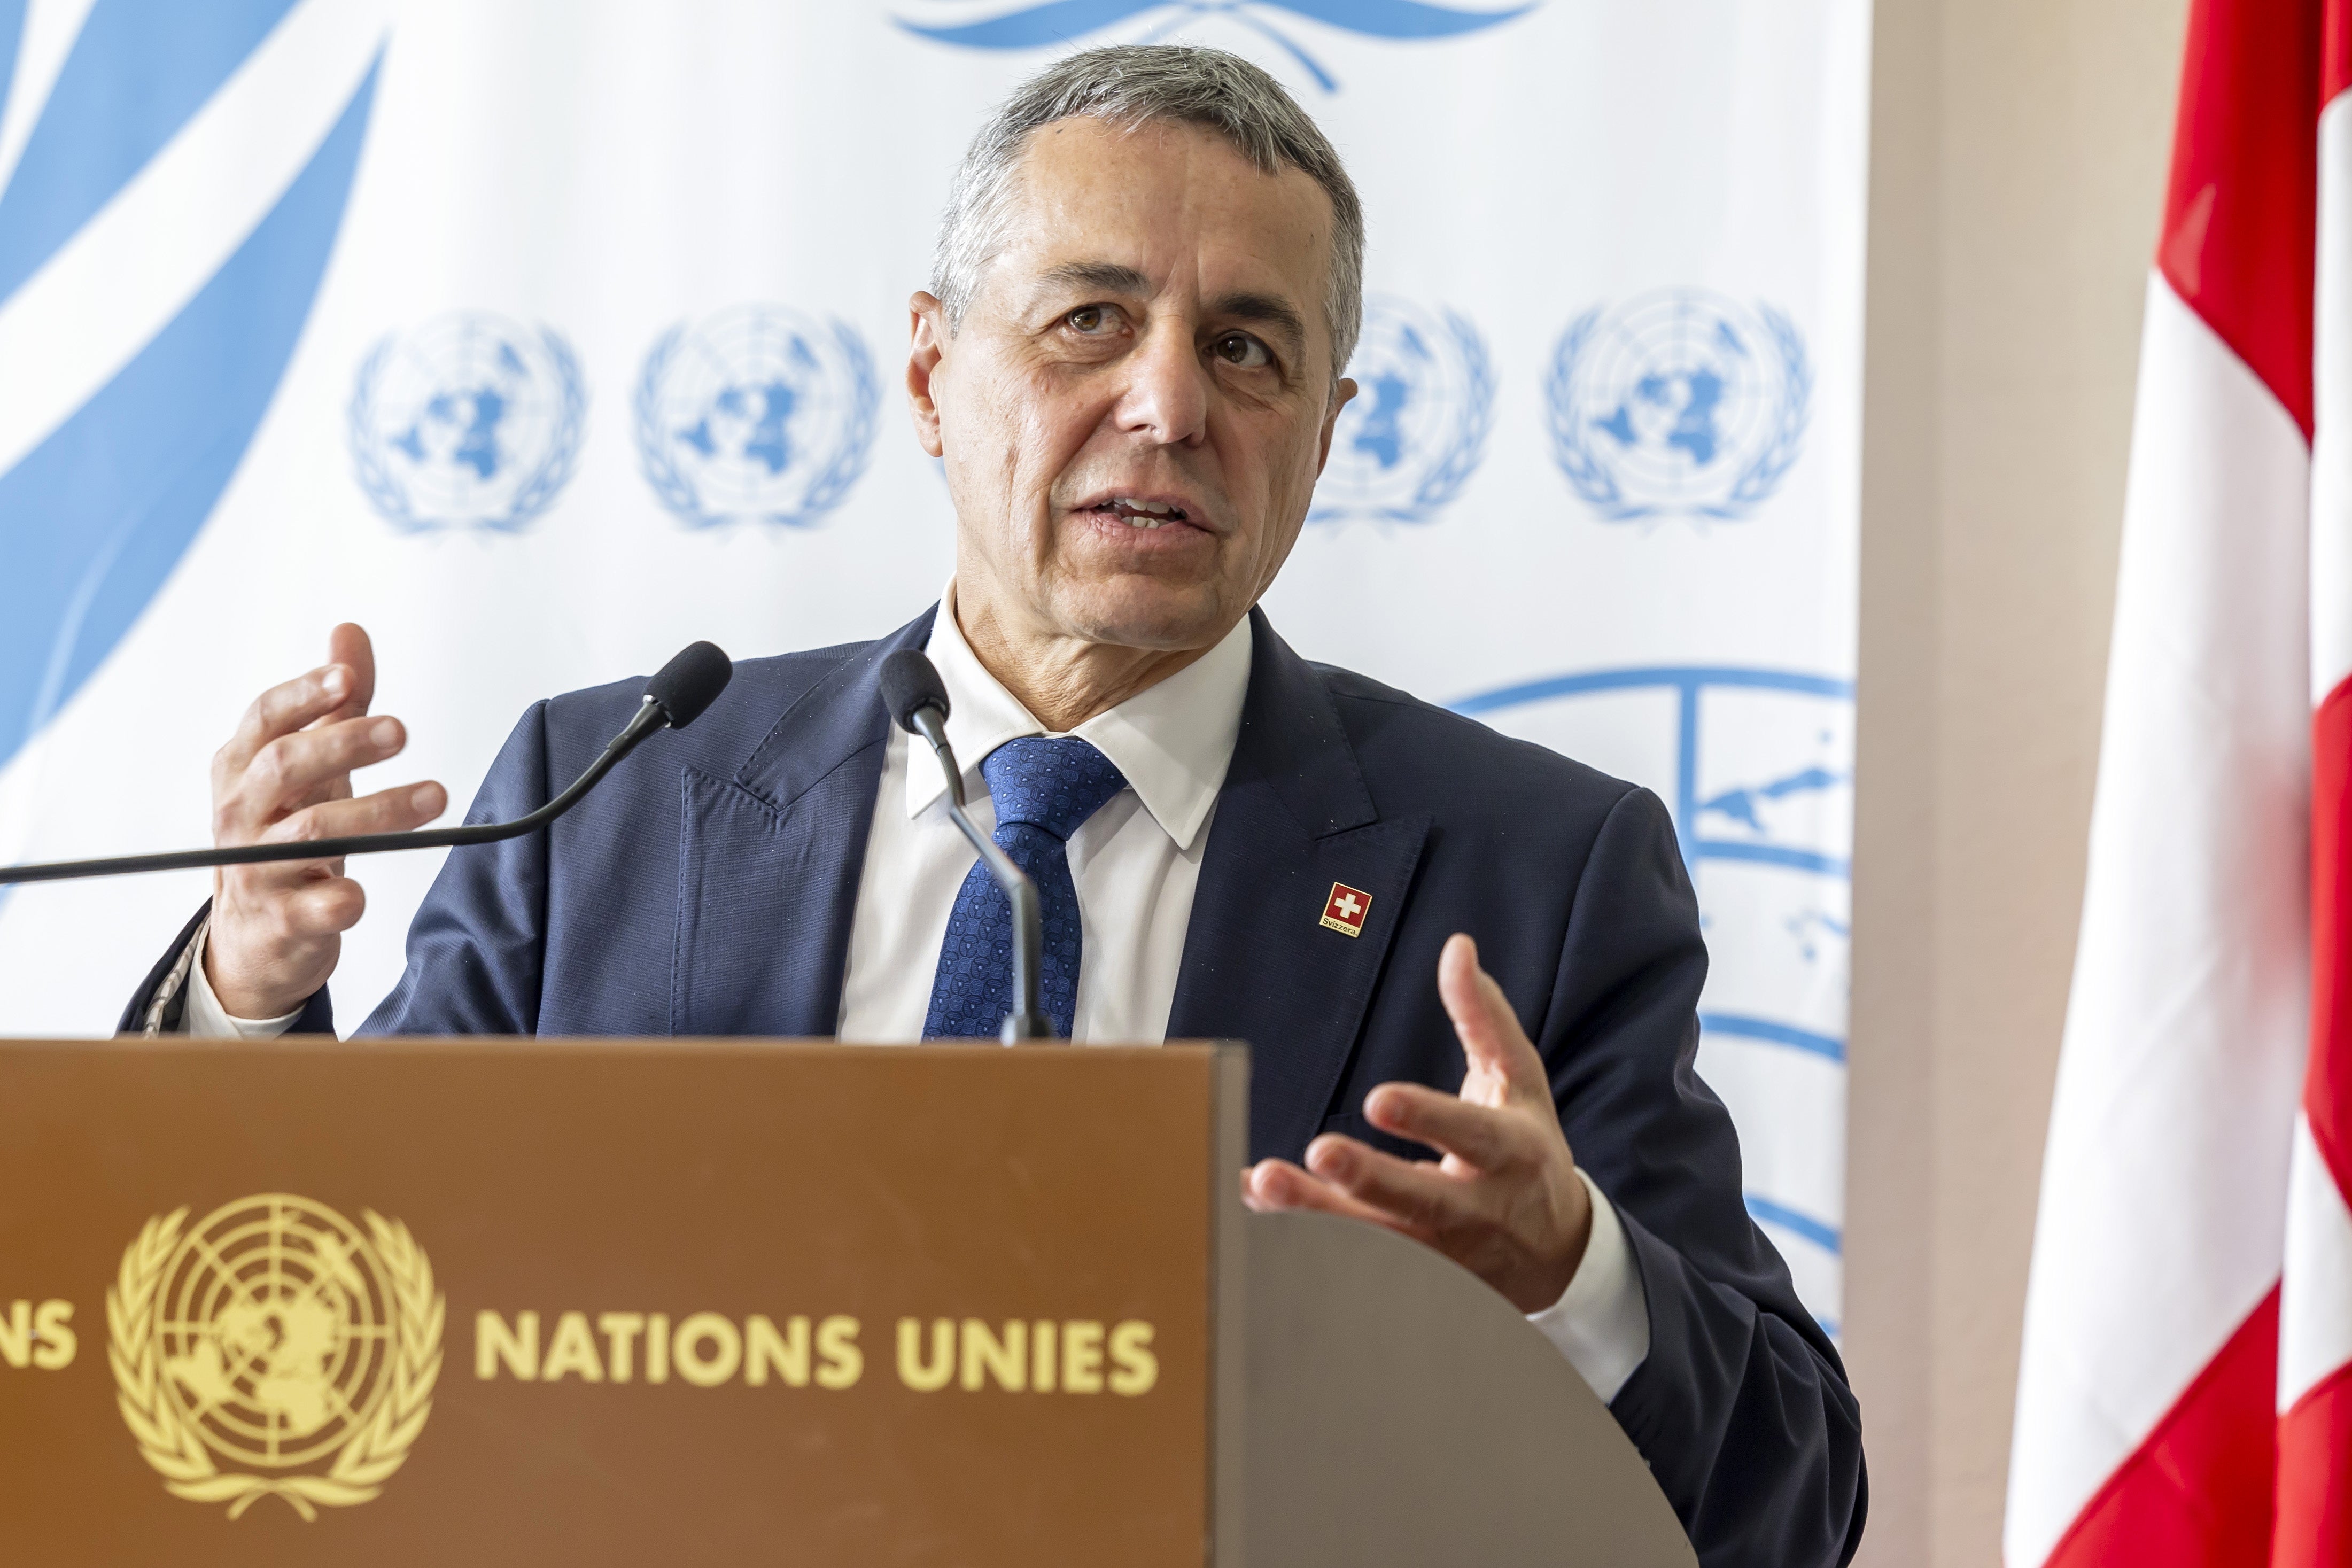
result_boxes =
[1114,323,1210,446]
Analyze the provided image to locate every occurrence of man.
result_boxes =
[125,46,1863,1565]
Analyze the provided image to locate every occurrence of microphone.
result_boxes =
[0,641,734,887]
[879,647,1050,1044]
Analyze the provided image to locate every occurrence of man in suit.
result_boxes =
[127,45,1864,1566]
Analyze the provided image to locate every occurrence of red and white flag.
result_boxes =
[2007,1,2352,1563]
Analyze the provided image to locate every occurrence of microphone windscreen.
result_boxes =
[879,648,950,733]
[646,641,734,729]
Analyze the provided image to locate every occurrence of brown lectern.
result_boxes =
[0,1039,1694,1566]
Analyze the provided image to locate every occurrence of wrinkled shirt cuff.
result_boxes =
[1524,1166,1650,1403]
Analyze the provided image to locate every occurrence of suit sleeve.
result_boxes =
[117,899,331,1035]
[1541,786,1866,1568]
[354,700,556,1035]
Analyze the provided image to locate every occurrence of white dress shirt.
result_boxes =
[186,585,1650,1400]
[839,585,1250,1044]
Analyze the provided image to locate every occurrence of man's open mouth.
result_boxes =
[1090,497,1193,530]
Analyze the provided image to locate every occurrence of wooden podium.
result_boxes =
[0,1039,1694,1566]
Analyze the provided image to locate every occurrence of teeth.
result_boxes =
[1102,497,1185,528]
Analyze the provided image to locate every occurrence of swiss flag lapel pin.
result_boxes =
[1320,882,1372,937]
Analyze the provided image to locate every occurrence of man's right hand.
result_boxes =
[204,623,447,1019]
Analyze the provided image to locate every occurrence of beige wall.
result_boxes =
[1845,0,2192,1562]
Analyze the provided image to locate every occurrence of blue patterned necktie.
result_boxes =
[923,736,1130,1039]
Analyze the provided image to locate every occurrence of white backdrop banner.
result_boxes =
[0,0,1868,1329]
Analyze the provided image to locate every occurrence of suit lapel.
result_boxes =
[671,608,936,1035]
[1168,610,1430,1162]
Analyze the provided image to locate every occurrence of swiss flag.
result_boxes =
[1319,882,1371,938]
[2006,1,2352,1563]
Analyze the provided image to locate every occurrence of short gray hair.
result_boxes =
[932,45,1365,385]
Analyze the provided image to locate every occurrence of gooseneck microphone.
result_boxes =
[878,647,1050,1044]
[0,641,734,887]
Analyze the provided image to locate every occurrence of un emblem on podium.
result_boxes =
[635,304,879,530]
[107,1194,443,1519]
[347,312,587,535]
[1546,289,1811,523]
[1309,297,1494,527]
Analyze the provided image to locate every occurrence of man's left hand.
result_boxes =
[1242,932,1594,1313]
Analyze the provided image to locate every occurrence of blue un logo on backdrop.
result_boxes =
[892,2,1535,91]
[1454,664,1853,1323]
[635,305,879,530]
[1546,289,1811,523]
[348,313,586,534]
[1310,297,1493,526]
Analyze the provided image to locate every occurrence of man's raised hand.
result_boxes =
[1242,932,1595,1313]
[203,624,446,1020]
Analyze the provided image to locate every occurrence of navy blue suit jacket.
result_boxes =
[127,606,1863,1565]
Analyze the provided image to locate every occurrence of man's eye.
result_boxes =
[1213,333,1271,369]
[1067,306,1109,332]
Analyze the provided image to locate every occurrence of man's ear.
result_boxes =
[1314,377,1359,476]
[907,291,951,459]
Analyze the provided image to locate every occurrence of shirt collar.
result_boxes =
[904,581,1253,853]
